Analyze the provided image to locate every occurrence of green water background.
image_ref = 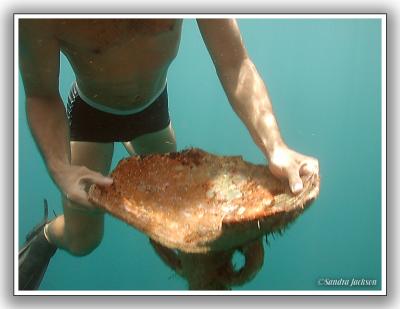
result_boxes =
[18,18,382,291]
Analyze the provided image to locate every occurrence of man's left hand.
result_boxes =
[268,145,319,194]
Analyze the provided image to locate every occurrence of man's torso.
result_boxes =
[53,19,183,111]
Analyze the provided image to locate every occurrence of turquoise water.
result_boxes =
[18,18,382,291]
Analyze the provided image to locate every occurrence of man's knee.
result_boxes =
[66,232,103,257]
[62,199,105,256]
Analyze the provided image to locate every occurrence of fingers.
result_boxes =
[300,159,319,176]
[92,175,113,186]
[65,190,104,213]
[65,190,92,207]
[287,169,303,194]
[81,167,113,186]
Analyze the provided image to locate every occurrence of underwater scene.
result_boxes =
[18,17,382,292]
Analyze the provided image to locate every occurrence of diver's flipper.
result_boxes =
[19,199,57,290]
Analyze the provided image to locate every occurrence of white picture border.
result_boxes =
[13,13,387,296]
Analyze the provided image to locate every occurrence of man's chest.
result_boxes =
[56,19,182,56]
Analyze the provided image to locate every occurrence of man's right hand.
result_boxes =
[51,164,113,212]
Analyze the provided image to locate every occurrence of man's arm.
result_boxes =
[19,19,112,207]
[197,19,318,193]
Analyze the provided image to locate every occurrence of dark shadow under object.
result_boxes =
[149,237,265,290]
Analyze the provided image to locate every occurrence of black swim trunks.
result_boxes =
[66,82,171,142]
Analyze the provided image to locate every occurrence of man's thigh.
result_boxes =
[63,142,114,239]
[128,122,177,155]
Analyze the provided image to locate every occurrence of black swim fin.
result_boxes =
[18,199,57,290]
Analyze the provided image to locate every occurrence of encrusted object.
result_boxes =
[89,148,320,253]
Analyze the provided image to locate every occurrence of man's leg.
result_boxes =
[47,122,175,255]
[125,122,177,156]
[46,142,114,256]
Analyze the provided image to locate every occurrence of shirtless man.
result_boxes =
[18,18,318,290]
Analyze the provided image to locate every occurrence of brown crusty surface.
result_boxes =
[89,148,320,253]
